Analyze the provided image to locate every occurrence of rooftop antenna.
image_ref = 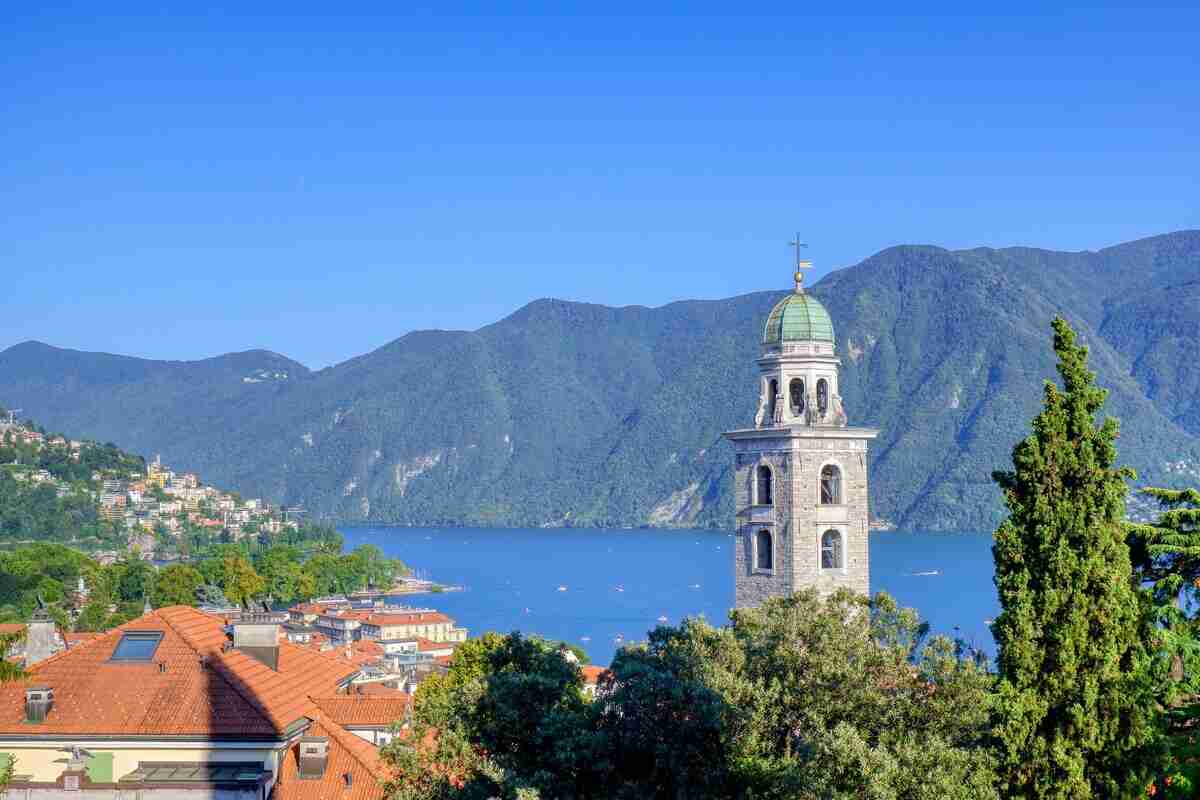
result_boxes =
[788,235,812,293]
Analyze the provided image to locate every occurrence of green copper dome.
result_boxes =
[762,291,835,345]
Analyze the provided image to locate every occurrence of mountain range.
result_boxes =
[3,230,1199,532]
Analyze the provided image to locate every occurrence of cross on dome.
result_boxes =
[789,234,812,293]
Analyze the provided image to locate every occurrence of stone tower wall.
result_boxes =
[732,433,871,606]
[733,444,794,608]
[788,438,870,597]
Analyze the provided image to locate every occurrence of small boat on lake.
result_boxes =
[689,583,701,589]
[909,570,941,577]
[614,585,625,592]
[656,615,668,623]
[557,585,568,592]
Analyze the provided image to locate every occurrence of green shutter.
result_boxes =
[86,752,114,783]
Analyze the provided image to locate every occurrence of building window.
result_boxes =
[789,378,805,416]
[110,631,164,661]
[821,529,843,569]
[817,379,829,416]
[756,529,773,570]
[767,379,779,422]
[756,465,773,506]
[820,464,842,505]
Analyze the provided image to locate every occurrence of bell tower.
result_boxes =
[724,248,877,608]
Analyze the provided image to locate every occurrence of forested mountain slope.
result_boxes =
[3,231,1198,531]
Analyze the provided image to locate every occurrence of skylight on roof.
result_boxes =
[110,631,163,661]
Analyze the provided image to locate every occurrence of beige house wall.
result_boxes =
[0,741,280,783]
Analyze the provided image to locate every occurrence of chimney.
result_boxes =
[232,602,280,670]
[297,737,329,779]
[25,685,53,722]
[26,604,62,666]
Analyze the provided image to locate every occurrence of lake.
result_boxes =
[340,526,1000,666]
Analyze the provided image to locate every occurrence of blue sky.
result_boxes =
[4,2,1197,368]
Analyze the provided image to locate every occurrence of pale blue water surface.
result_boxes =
[340,526,999,666]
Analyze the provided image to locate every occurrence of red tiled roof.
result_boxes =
[312,694,411,727]
[0,624,26,636]
[0,606,356,738]
[580,665,609,685]
[271,717,386,800]
[319,639,384,667]
[289,603,324,616]
[62,631,99,646]
[0,606,392,799]
[415,637,455,652]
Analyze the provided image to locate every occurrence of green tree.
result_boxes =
[0,627,26,682]
[115,558,155,604]
[722,590,995,800]
[384,592,992,800]
[254,544,319,602]
[218,551,265,607]
[990,317,1163,798]
[152,564,204,608]
[302,553,342,595]
[384,632,591,799]
[1127,487,1200,798]
[74,601,111,632]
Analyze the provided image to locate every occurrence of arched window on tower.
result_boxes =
[767,379,779,423]
[756,529,773,570]
[789,378,805,417]
[820,464,842,505]
[821,529,842,569]
[817,378,829,416]
[756,465,773,506]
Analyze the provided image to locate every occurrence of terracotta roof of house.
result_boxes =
[312,693,411,727]
[271,717,386,800]
[0,624,26,637]
[289,603,324,616]
[580,665,609,685]
[0,605,357,738]
[321,639,385,667]
[415,637,455,652]
[62,631,99,646]
[363,611,452,626]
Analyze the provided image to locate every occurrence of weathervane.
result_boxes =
[789,234,812,293]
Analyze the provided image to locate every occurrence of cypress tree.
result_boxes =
[991,317,1161,798]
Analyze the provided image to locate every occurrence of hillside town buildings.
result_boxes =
[1,423,302,558]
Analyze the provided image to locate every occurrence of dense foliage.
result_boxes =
[0,425,140,545]
[382,590,996,800]
[0,539,408,632]
[1127,487,1200,797]
[990,318,1162,797]
[2,232,1198,532]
